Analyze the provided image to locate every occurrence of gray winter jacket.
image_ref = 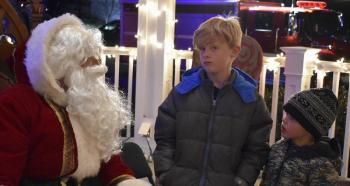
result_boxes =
[153,67,272,186]
[260,139,342,186]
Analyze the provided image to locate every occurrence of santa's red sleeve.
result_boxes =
[0,87,30,186]
[99,154,135,185]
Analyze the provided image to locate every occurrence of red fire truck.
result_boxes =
[239,0,350,60]
[119,0,349,61]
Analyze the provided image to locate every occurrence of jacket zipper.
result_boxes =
[199,98,217,186]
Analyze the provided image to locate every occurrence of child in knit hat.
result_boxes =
[260,88,342,186]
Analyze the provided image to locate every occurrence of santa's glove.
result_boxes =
[117,178,152,186]
[233,177,249,186]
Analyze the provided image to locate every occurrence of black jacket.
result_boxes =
[153,68,272,186]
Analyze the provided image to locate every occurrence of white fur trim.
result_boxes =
[117,179,152,186]
[70,115,101,181]
[25,14,83,106]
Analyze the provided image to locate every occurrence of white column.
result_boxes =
[134,0,175,153]
[281,47,320,103]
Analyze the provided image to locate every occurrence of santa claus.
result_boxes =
[0,14,151,186]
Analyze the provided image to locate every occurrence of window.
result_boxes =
[254,12,273,31]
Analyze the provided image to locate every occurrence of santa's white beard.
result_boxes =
[65,65,130,162]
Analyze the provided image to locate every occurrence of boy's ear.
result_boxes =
[231,46,241,57]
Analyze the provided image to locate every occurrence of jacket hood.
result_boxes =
[24,14,84,106]
[176,67,257,103]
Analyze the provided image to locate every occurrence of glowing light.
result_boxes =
[119,46,126,51]
[138,4,145,12]
[276,52,284,59]
[266,61,280,72]
[134,34,139,39]
[248,6,309,13]
[6,36,13,44]
[336,58,345,63]
[140,39,146,46]
[296,1,327,9]
[0,35,14,45]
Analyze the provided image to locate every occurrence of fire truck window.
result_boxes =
[309,12,341,37]
[254,12,273,31]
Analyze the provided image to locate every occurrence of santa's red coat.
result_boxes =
[0,84,134,186]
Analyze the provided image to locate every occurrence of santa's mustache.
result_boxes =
[64,64,108,89]
[82,65,108,79]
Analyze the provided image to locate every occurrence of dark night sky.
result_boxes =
[328,0,350,30]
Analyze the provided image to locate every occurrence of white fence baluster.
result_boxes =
[186,59,193,70]
[259,65,267,98]
[342,76,350,177]
[128,56,134,110]
[328,71,340,138]
[114,55,120,90]
[174,58,181,86]
[316,71,325,88]
[269,67,281,145]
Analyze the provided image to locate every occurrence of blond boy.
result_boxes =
[153,16,272,186]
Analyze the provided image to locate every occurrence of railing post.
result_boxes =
[342,77,350,177]
[281,47,319,103]
[134,0,175,153]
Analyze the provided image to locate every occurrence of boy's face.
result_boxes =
[198,35,240,76]
[281,113,313,141]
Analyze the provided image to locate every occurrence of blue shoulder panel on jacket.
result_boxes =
[175,67,202,94]
[232,68,257,103]
[176,67,258,103]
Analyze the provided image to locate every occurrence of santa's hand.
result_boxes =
[116,178,152,186]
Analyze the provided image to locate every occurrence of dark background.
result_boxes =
[8,0,350,47]
[11,0,350,29]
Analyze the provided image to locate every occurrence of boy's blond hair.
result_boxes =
[193,16,242,50]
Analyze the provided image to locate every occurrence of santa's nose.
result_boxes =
[81,57,101,68]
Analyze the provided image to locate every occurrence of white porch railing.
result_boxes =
[101,46,193,138]
[102,46,137,138]
[101,46,350,179]
[261,47,350,179]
